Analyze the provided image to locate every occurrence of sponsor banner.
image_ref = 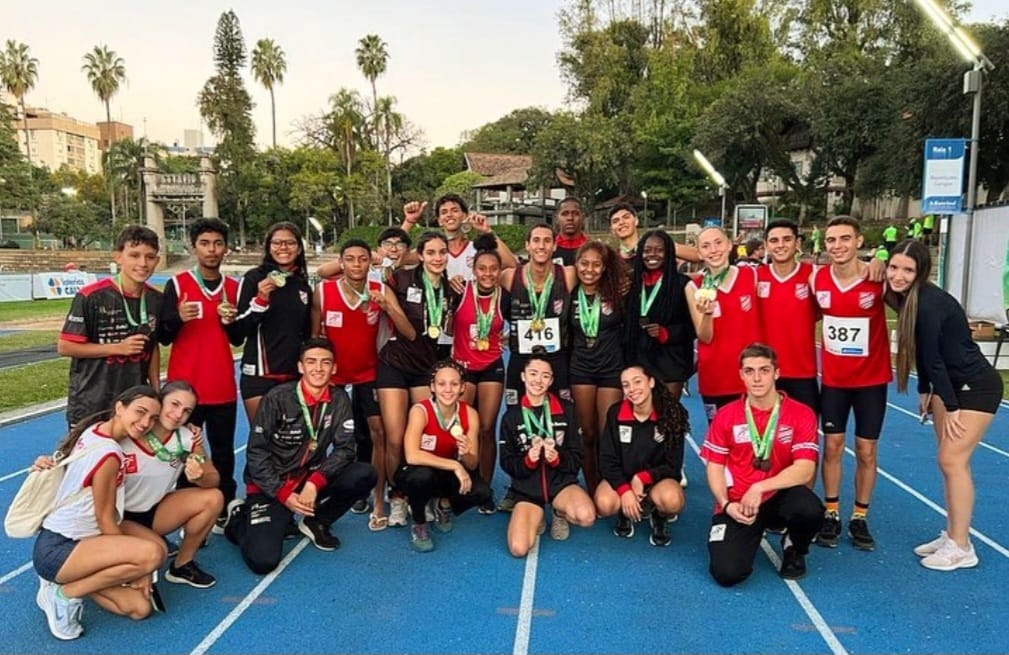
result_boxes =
[31,271,98,299]
[0,273,34,302]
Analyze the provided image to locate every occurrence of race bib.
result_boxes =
[406,287,422,304]
[822,315,869,357]
[186,301,204,320]
[420,433,437,451]
[325,311,343,328]
[619,425,633,444]
[516,317,561,354]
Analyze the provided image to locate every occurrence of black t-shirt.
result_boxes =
[380,267,458,375]
[569,287,624,377]
[60,278,163,425]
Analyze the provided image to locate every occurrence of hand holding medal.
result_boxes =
[542,437,558,464]
[529,436,544,462]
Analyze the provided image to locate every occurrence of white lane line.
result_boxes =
[759,541,849,655]
[842,445,1009,560]
[512,536,541,655]
[886,401,1009,460]
[0,467,30,483]
[190,539,309,655]
[685,435,847,655]
[0,561,33,586]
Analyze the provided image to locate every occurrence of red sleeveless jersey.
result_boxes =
[418,399,472,459]
[166,271,240,404]
[690,266,760,397]
[319,278,384,385]
[755,262,818,379]
[452,281,505,372]
[811,266,892,388]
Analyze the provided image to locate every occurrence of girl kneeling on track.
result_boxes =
[31,386,167,640]
[121,381,223,588]
[886,239,1003,571]
[499,349,595,557]
[395,360,490,552]
[596,366,689,547]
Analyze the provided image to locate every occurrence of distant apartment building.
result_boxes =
[183,129,203,149]
[12,107,101,174]
[96,120,134,150]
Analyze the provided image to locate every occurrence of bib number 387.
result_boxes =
[822,316,869,357]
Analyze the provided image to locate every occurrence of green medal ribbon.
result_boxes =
[422,274,444,333]
[525,266,555,326]
[744,397,781,462]
[296,383,329,450]
[521,403,553,439]
[191,268,223,301]
[433,401,460,434]
[144,429,186,464]
[577,287,600,339]
[114,274,148,329]
[639,275,663,317]
[473,285,497,340]
[702,267,730,291]
[342,278,370,306]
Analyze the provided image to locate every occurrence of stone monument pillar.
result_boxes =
[200,156,218,219]
[141,154,166,254]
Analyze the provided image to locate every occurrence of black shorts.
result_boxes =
[464,357,505,386]
[923,227,934,235]
[820,383,887,440]
[777,377,820,416]
[569,371,622,389]
[352,382,381,418]
[123,502,161,530]
[702,394,739,424]
[240,375,288,400]
[505,352,571,406]
[511,482,581,508]
[375,361,430,390]
[954,366,1003,414]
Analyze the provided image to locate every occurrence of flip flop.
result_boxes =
[368,513,389,532]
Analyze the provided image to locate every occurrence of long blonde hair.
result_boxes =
[891,239,931,393]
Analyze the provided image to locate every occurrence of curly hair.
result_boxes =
[429,359,467,386]
[574,240,628,316]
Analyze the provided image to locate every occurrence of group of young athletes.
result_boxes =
[25,194,1001,640]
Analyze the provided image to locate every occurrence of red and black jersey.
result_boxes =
[689,266,760,397]
[452,281,505,373]
[60,277,163,425]
[755,262,817,379]
[318,278,384,385]
[379,267,458,376]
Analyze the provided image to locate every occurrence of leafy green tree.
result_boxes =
[251,38,286,148]
[0,101,33,211]
[460,107,556,154]
[392,147,465,211]
[434,171,483,207]
[325,88,366,227]
[81,44,126,225]
[36,193,104,247]
[694,0,778,84]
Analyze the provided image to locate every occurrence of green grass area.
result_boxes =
[0,359,69,413]
[0,330,59,354]
[0,298,72,323]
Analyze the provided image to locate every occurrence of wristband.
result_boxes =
[721,500,732,513]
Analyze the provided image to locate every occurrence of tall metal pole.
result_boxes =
[720,186,727,226]
[960,67,983,303]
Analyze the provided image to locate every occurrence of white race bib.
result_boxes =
[186,301,204,320]
[619,425,633,444]
[516,317,561,354]
[822,315,869,357]
[406,287,422,304]
[325,311,343,328]
[420,433,437,451]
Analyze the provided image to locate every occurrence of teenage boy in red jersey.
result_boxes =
[159,218,244,528]
[700,343,823,586]
[811,216,891,552]
[58,225,164,427]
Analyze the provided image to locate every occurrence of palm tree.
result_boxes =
[250,38,286,148]
[0,40,40,182]
[327,89,365,228]
[82,45,127,225]
[374,96,403,224]
[354,34,388,149]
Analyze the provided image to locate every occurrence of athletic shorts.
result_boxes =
[33,528,78,582]
[464,357,505,386]
[569,370,622,389]
[702,394,739,424]
[352,382,380,418]
[511,482,581,508]
[505,353,571,406]
[954,366,1003,414]
[123,502,162,530]
[240,375,289,400]
[375,361,430,390]
[820,383,887,439]
[777,377,820,416]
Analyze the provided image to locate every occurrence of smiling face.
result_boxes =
[522,358,554,398]
[620,366,655,408]
[697,228,730,269]
[886,252,918,293]
[268,229,301,268]
[420,237,449,275]
[114,242,160,287]
[609,209,637,241]
[438,201,465,233]
[158,389,196,431]
[765,227,797,264]
[526,226,556,265]
[474,252,500,292]
[641,235,666,271]
[299,347,336,390]
[430,365,464,406]
[116,396,161,440]
[825,224,862,266]
[575,246,604,287]
[378,236,407,265]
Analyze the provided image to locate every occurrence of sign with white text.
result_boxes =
[921,139,966,214]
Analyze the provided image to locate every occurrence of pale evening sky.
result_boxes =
[2,0,1006,152]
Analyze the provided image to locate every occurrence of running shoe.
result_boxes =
[411,522,434,553]
[613,513,634,539]
[388,497,409,527]
[814,512,841,548]
[299,518,341,551]
[920,540,978,571]
[848,517,876,551]
[914,530,950,557]
[648,511,670,547]
[550,508,570,541]
[433,499,453,534]
[165,560,217,588]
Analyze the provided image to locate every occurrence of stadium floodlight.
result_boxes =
[693,149,728,222]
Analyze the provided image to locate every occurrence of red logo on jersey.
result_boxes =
[366,308,380,325]
[740,295,753,312]
[859,292,875,310]
[778,426,794,443]
[816,291,831,308]
[602,302,613,316]
[795,284,809,300]
[124,453,138,474]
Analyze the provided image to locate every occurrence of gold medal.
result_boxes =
[544,437,556,449]
[531,318,544,332]
[752,457,771,471]
[268,270,288,288]
[450,424,464,438]
[427,325,441,339]
[476,338,489,351]
[308,440,318,452]
[217,301,234,317]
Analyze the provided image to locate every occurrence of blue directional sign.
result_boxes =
[921,139,966,214]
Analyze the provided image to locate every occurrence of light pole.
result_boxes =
[693,149,728,226]
[641,190,648,223]
[0,177,6,242]
[912,0,994,302]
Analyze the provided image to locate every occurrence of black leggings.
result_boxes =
[707,486,824,587]
[178,402,238,507]
[393,465,491,525]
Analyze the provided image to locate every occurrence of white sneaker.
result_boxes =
[913,530,950,557]
[388,498,409,527]
[40,581,83,640]
[920,540,979,571]
[679,467,688,488]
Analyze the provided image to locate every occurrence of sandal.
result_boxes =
[368,513,389,532]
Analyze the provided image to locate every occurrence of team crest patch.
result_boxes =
[299,291,309,305]
[654,428,665,443]
[124,453,138,474]
[816,291,831,308]
[859,292,875,310]
[554,430,565,445]
[553,299,564,314]
[740,295,752,312]
[366,309,379,325]
[795,284,809,300]
[602,302,613,316]
[757,281,771,298]
[778,426,794,444]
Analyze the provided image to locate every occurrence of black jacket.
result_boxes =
[244,381,355,502]
[234,265,312,379]
[599,400,684,495]
[499,394,582,502]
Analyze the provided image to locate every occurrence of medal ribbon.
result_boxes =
[191,268,224,302]
[342,278,370,307]
[114,274,148,328]
[422,274,444,333]
[702,267,730,291]
[639,275,663,317]
[433,401,460,434]
[521,403,553,439]
[296,383,329,450]
[144,429,186,463]
[473,285,497,340]
[525,266,554,325]
[745,397,781,462]
[577,287,600,339]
